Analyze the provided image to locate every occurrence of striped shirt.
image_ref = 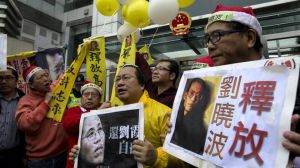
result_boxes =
[0,92,21,150]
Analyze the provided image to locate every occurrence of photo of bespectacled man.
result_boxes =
[76,104,144,168]
[171,78,211,155]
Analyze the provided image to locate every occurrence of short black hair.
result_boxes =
[7,67,18,79]
[121,64,145,87]
[226,21,263,53]
[185,78,207,97]
[159,59,180,85]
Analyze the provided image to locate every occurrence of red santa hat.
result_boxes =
[192,56,214,69]
[206,5,262,36]
[80,81,102,95]
[22,66,43,82]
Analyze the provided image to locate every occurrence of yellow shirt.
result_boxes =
[139,91,185,168]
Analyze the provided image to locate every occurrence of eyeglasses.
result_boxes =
[0,76,16,82]
[204,30,243,46]
[82,92,99,98]
[151,66,170,72]
[84,128,104,141]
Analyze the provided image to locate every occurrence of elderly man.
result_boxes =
[136,55,180,108]
[16,66,68,168]
[204,5,300,160]
[0,66,25,168]
[62,81,109,168]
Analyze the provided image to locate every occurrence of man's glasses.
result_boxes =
[151,66,170,72]
[82,92,99,98]
[204,30,243,46]
[0,76,16,82]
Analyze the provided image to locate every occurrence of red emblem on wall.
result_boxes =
[170,11,192,36]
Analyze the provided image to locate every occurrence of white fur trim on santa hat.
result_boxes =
[206,11,262,36]
[26,67,43,82]
[80,83,102,95]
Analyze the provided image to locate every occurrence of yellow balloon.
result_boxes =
[96,0,120,16]
[177,0,195,8]
[122,0,150,28]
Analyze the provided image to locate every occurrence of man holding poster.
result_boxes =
[164,4,300,168]
[115,64,184,167]
[204,4,300,161]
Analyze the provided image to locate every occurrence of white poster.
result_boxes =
[164,56,300,168]
[0,34,7,71]
[75,103,144,168]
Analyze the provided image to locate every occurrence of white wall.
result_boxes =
[7,36,34,55]
[91,0,121,37]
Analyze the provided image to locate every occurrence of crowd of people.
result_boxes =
[0,4,299,168]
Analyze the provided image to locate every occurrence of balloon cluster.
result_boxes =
[95,0,195,43]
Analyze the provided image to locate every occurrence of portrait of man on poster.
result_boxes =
[171,78,211,155]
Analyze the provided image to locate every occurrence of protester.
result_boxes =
[136,55,180,108]
[0,66,26,168]
[171,78,210,155]
[63,81,110,168]
[164,4,300,167]
[67,74,85,108]
[204,4,300,160]
[16,66,68,168]
[69,64,185,167]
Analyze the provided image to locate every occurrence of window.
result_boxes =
[52,32,58,41]
[22,20,36,36]
[39,28,47,37]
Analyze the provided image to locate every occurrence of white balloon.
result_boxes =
[117,22,141,43]
[118,0,131,5]
[148,0,179,25]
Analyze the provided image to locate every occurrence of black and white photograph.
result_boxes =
[75,103,144,168]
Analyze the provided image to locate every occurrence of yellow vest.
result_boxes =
[67,93,81,108]
[139,91,186,168]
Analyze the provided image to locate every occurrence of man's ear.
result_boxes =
[246,29,257,48]
[169,72,176,81]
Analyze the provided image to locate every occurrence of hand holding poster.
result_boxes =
[76,103,144,168]
[164,56,300,168]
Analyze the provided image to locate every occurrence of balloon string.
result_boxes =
[148,27,159,49]
[90,10,120,39]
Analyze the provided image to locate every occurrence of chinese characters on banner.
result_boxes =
[164,56,300,168]
[110,33,136,106]
[0,34,7,71]
[76,103,144,168]
[85,37,106,102]
[47,43,88,121]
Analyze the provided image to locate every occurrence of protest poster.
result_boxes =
[0,34,7,71]
[75,103,144,168]
[164,56,300,168]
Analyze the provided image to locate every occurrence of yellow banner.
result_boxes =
[85,37,106,102]
[110,33,136,106]
[47,42,88,122]
[7,51,36,59]
[138,44,153,65]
